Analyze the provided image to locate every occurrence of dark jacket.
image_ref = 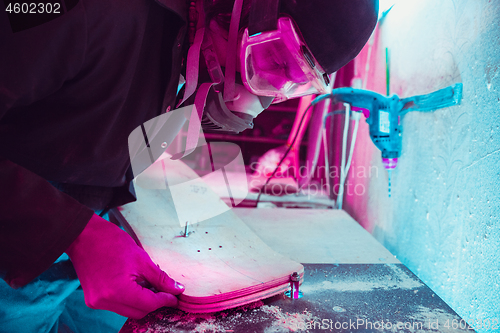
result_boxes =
[0,0,187,287]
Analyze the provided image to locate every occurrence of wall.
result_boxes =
[343,0,500,330]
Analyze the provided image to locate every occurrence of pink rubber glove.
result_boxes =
[66,214,185,319]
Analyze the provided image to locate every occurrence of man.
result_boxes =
[0,0,377,331]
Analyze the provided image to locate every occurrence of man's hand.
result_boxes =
[65,214,185,319]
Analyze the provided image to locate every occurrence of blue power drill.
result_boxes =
[313,83,463,196]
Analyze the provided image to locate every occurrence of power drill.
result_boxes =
[313,83,463,197]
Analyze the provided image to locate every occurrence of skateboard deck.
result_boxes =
[117,152,303,313]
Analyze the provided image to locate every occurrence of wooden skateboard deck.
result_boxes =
[117,152,303,313]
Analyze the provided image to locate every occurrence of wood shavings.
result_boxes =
[192,319,225,333]
[127,299,319,333]
[260,305,316,332]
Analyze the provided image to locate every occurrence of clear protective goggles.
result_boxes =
[240,16,330,103]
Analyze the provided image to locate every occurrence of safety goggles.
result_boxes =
[240,16,331,103]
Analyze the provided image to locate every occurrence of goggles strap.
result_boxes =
[248,0,279,36]
[222,0,244,103]
[201,33,224,87]
[172,82,215,160]
[177,26,205,107]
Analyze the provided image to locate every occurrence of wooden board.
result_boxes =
[234,208,400,264]
[117,152,303,313]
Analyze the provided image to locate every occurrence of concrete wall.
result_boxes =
[343,0,500,330]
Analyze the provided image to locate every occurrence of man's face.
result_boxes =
[207,20,309,93]
[204,15,328,108]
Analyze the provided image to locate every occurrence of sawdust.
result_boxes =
[129,300,270,333]
[128,299,321,333]
[301,265,423,294]
[260,305,316,332]
[192,319,225,333]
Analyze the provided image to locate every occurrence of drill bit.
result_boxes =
[388,170,392,198]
